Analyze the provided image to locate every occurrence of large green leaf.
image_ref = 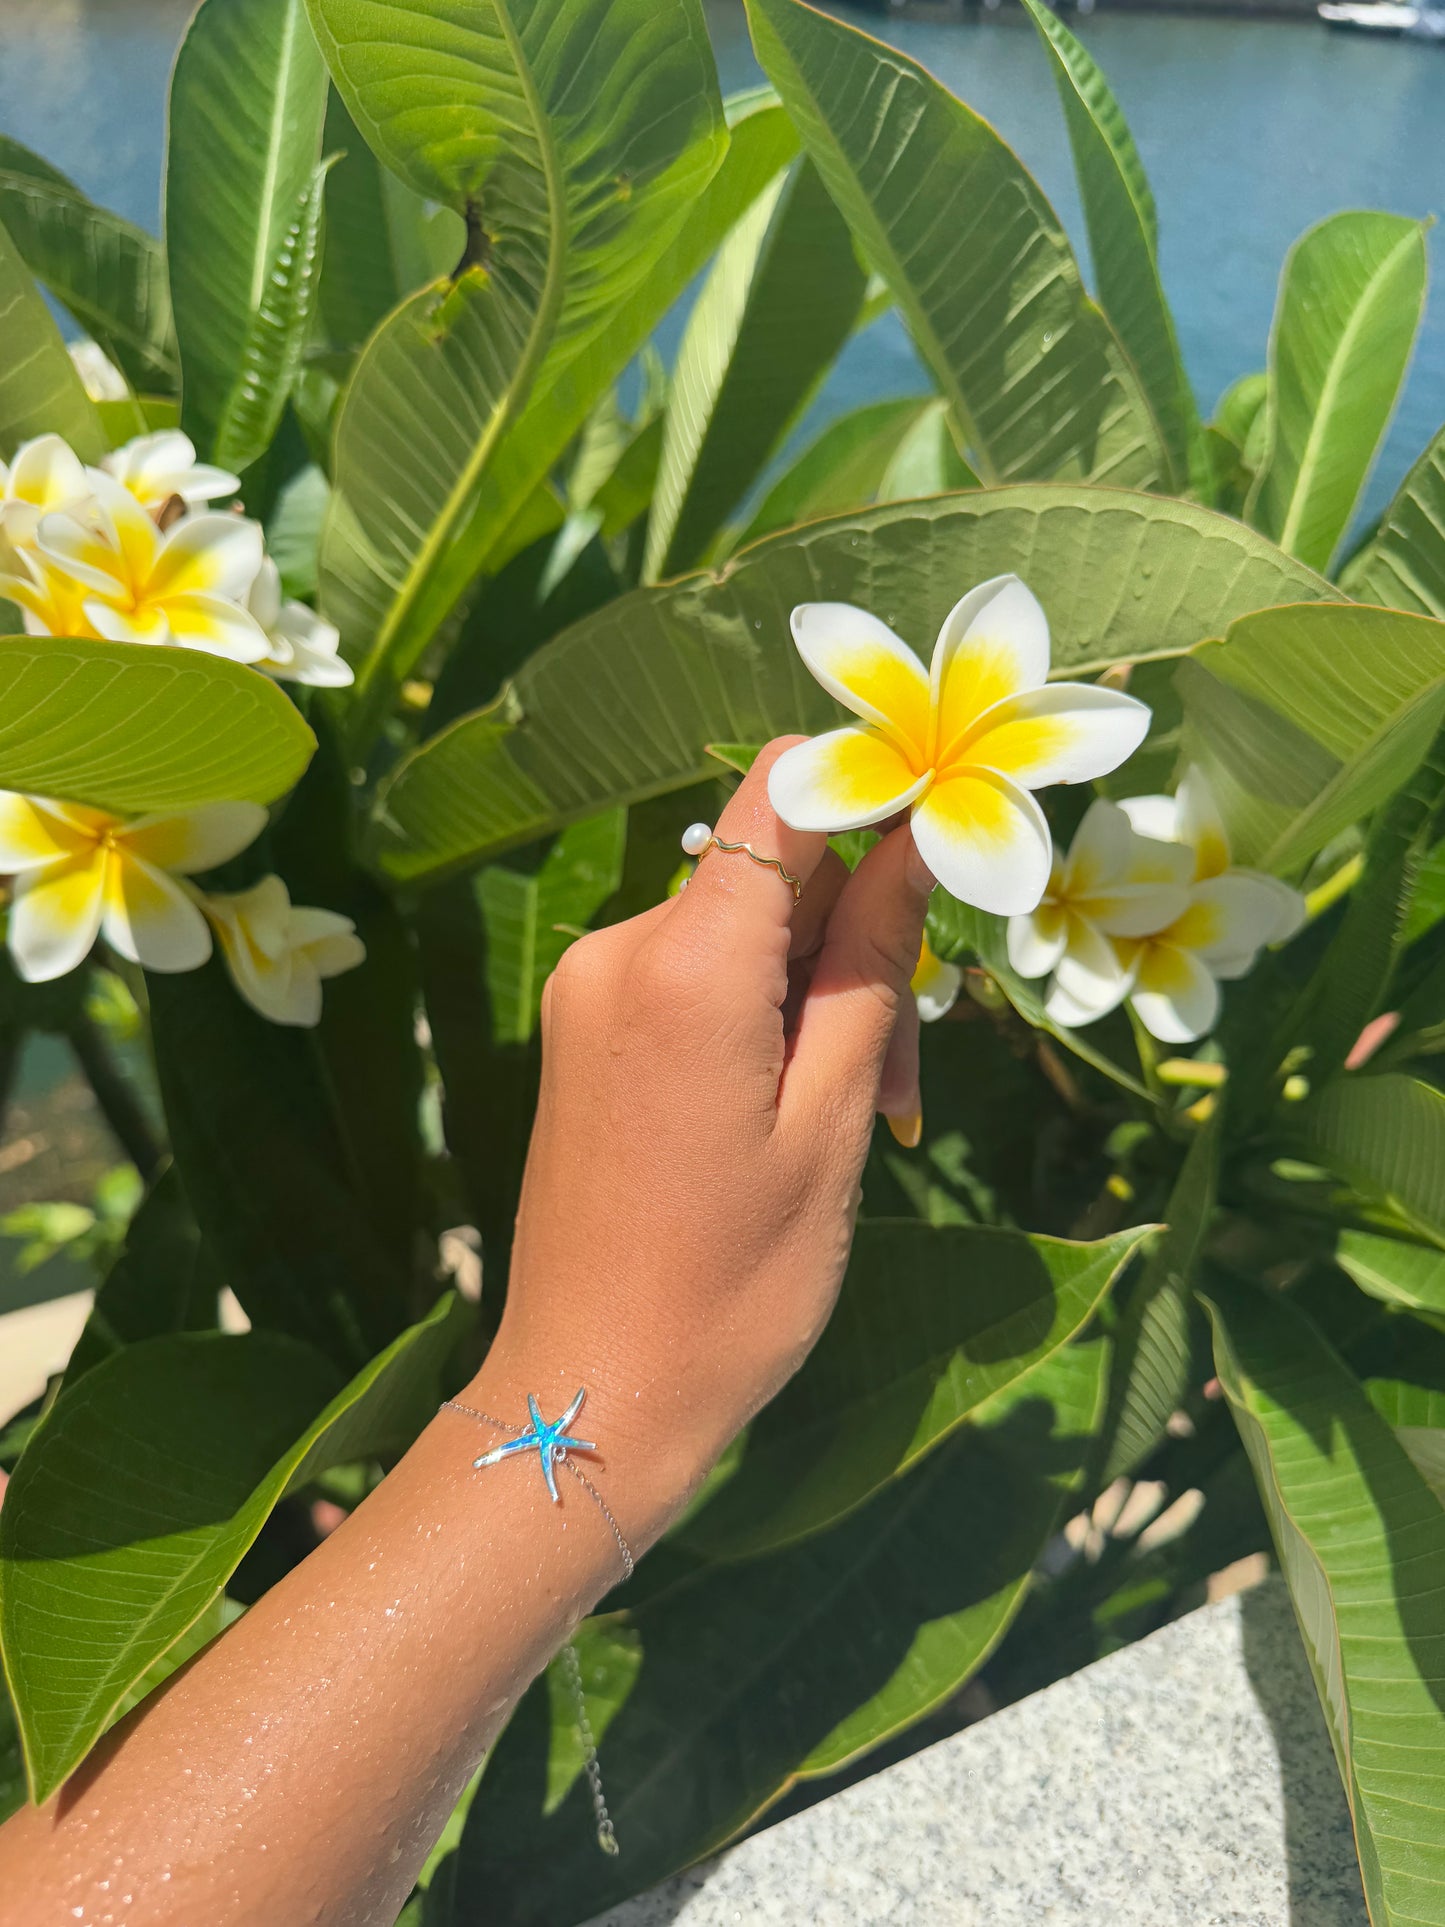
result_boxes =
[0,216,103,461]
[1247,212,1427,572]
[1342,420,1445,619]
[745,0,1166,490]
[148,950,414,1365]
[0,139,176,394]
[1298,1072,1445,1242]
[644,158,867,579]
[0,1294,467,1801]
[680,1220,1148,1560]
[371,485,1331,883]
[317,88,459,354]
[66,1167,219,1382]
[308,0,728,746]
[166,0,328,464]
[732,395,934,549]
[1337,1230,1445,1317]
[1018,0,1199,494]
[1098,1114,1216,1485]
[1180,602,1445,871]
[0,635,315,812]
[1204,1275,1445,1927]
[436,1341,1106,1924]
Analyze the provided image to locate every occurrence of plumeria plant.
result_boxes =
[2,2,1445,1922]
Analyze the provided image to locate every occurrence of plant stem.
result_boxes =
[67,1014,164,1184]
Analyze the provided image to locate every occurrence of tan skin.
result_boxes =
[0,738,934,1927]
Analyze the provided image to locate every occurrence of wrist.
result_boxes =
[459,1336,720,1563]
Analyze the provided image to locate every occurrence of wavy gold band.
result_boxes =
[679,822,803,901]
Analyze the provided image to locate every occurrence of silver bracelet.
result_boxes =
[440,1389,634,1854]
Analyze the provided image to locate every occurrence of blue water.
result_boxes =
[2,0,1443,517]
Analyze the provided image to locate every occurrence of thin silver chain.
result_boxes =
[440,1397,632,1855]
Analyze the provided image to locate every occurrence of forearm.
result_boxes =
[0,1346,689,1927]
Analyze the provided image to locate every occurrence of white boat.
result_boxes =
[1318,0,1445,29]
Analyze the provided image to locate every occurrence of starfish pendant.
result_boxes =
[471,1388,596,1503]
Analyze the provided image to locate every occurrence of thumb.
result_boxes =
[781,826,933,1134]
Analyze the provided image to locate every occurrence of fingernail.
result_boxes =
[887,1110,923,1149]
[904,837,936,899]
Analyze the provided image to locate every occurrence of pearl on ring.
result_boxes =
[680,822,713,857]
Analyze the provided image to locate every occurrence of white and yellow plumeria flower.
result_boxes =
[247,557,354,689]
[911,935,962,1022]
[1007,798,1193,1027]
[0,434,93,548]
[203,874,365,1027]
[69,340,131,402]
[768,577,1151,915]
[0,792,266,983]
[101,430,238,514]
[1110,869,1297,1043]
[31,472,267,659]
[1120,766,1305,948]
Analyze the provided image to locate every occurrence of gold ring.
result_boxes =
[679,823,803,901]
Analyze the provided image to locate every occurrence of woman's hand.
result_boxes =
[476,736,936,1549]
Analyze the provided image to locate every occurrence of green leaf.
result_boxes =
[0,1294,467,1801]
[1180,601,1445,871]
[165,0,328,462]
[148,951,414,1365]
[317,87,459,353]
[308,0,729,746]
[1018,0,1200,494]
[1247,212,1428,572]
[371,485,1331,884]
[745,0,1166,489]
[1298,1072,1445,1242]
[478,811,626,1047]
[0,140,176,394]
[0,635,316,813]
[1338,1230,1445,1316]
[875,396,980,499]
[66,1167,220,1382]
[1204,1274,1445,1927]
[732,395,934,549]
[0,215,104,461]
[680,1220,1148,1560]
[436,1341,1106,1924]
[644,157,867,579]
[1342,420,1445,619]
[1098,1114,1216,1485]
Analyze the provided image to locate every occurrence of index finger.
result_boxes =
[668,738,831,962]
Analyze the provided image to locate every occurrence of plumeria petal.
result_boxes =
[931,576,1050,764]
[788,603,931,754]
[100,851,213,971]
[1169,873,1288,974]
[248,555,284,633]
[910,767,1052,917]
[1086,878,1193,938]
[1045,971,1119,1030]
[0,792,94,870]
[8,855,106,981]
[1242,869,1307,944]
[83,598,171,645]
[35,502,134,597]
[104,430,238,508]
[1118,793,1180,847]
[1006,898,1069,979]
[1176,766,1231,880]
[148,511,263,602]
[205,877,364,1026]
[1063,797,1134,895]
[263,601,354,688]
[1051,916,1134,1021]
[119,801,267,875]
[953,683,1151,789]
[155,590,270,662]
[911,938,962,1023]
[6,435,91,515]
[1130,943,1220,1043]
[768,726,927,834]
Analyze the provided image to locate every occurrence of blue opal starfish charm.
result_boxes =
[471,1388,596,1503]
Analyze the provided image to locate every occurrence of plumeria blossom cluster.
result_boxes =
[0,426,362,1023]
[1006,770,1305,1042]
[0,429,350,685]
[768,576,1150,917]
[0,790,363,1027]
